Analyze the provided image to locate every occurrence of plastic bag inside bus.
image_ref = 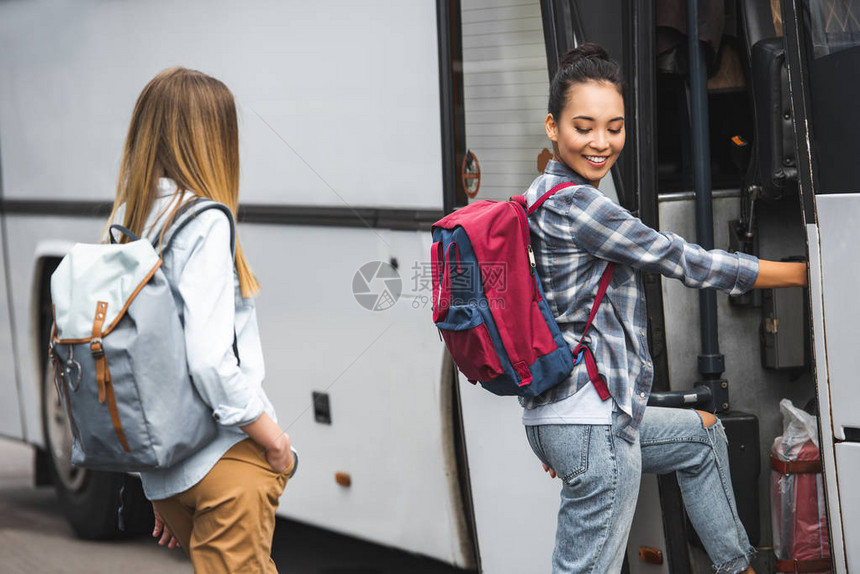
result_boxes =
[770,398,831,571]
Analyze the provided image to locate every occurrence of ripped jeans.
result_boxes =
[525,406,756,574]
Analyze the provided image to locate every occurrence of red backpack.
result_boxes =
[431,182,614,398]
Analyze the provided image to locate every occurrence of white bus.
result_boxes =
[1,0,857,571]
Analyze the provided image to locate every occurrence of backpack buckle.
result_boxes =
[90,337,105,358]
[513,361,533,387]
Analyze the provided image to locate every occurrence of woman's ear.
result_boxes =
[545,113,558,143]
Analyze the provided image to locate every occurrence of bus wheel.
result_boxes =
[42,358,152,539]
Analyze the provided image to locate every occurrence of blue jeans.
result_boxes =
[525,406,755,574]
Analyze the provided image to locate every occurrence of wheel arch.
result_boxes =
[438,349,480,570]
[30,242,71,448]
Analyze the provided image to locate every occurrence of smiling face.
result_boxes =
[545,80,625,187]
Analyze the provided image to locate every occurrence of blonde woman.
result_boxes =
[107,67,292,572]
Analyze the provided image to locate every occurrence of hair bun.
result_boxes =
[547,41,624,120]
[559,43,609,71]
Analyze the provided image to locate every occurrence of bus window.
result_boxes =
[458,0,551,203]
[802,0,860,194]
[804,0,860,57]
[445,0,621,205]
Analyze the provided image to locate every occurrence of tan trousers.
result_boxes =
[152,439,291,573]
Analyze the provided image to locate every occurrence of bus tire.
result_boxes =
[42,357,152,539]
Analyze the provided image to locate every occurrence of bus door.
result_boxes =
[783,0,860,568]
[439,1,560,570]
[437,0,628,571]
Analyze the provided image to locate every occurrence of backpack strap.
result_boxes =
[90,300,131,452]
[523,180,615,400]
[108,225,140,244]
[572,263,615,401]
[156,199,236,260]
[526,181,579,216]
[154,198,242,366]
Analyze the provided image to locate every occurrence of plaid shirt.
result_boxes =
[521,161,759,442]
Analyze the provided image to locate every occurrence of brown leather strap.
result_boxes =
[50,305,58,344]
[774,558,832,572]
[90,302,130,453]
[91,302,108,404]
[771,454,822,474]
[104,370,130,453]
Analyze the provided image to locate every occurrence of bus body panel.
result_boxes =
[457,375,558,573]
[809,193,860,573]
[833,442,860,569]
[804,223,846,572]
[626,475,670,574]
[2,215,474,566]
[2,216,109,446]
[0,218,23,440]
[0,0,444,210]
[815,194,860,440]
[240,223,467,563]
[0,0,473,565]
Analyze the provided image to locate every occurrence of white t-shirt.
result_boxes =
[522,382,613,426]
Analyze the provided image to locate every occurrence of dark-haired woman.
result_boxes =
[522,43,805,574]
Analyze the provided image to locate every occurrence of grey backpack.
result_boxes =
[49,199,235,472]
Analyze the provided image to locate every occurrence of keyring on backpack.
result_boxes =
[62,346,82,392]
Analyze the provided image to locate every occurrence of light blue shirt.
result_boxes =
[115,179,275,500]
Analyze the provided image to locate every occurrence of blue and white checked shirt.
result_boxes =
[521,161,759,442]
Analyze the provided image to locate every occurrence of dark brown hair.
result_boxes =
[548,43,625,120]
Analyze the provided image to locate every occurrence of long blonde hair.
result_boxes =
[106,67,260,297]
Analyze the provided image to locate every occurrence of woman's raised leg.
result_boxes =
[639,406,755,574]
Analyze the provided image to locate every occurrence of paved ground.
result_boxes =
[0,438,471,574]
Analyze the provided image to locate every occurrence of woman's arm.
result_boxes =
[241,413,292,472]
[554,185,759,295]
[177,211,289,470]
[753,260,807,288]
